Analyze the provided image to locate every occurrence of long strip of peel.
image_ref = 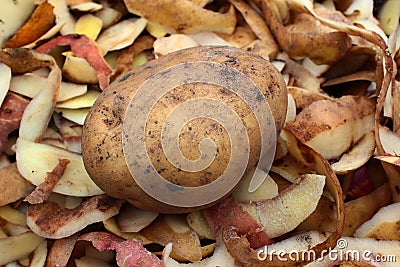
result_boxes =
[19,52,61,142]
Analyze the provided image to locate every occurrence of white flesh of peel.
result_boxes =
[343,0,373,21]
[378,0,400,35]
[56,90,100,109]
[30,240,48,267]
[96,18,147,55]
[48,0,76,35]
[188,32,234,47]
[354,201,400,239]
[116,204,158,233]
[306,115,374,160]
[331,131,375,175]
[18,55,60,142]
[146,22,167,38]
[232,167,279,201]
[10,74,88,102]
[55,108,90,125]
[153,34,199,58]
[103,217,152,245]
[0,232,44,266]
[186,211,215,240]
[70,2,103,12]
[63,55,98,85]
[16,137,103,196]
[245,174,326,238]
[95,7,122,30]
[379,124,400,155]
[0,205,26,226]
[0,62,11,107]
[271,154,313,183]
[285,93,296,124]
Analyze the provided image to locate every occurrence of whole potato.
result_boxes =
[82,46,287,213]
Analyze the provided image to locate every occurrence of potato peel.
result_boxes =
[0,163,34,206]
[79,231,164,267]
[140,214,202,262]
[36,34,113,90]
[123,0,237,34]
[46,232,79,267]
[114,35,155,79]
[354,201,400,240]
[276,53,322,93]
[163,232,236,266]
[4,1,55,48]
[0,93,29,153]
[0,0,36,48]
[286,95,375,160]
[204,195,272,250]
[18,52,60,142]
[0,48,52,74]
[331,131,376,175]
[343,183,392,236]
[0,231,44,266]
[262,1,352,65]
[228,0,279,59]
[27,194,123,239]
[96,18,147,55]
[0,62,11,107]
[24,158,71,204]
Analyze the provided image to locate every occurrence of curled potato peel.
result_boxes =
[123,0,237,34]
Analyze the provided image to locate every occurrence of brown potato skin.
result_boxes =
[82,46,287,213]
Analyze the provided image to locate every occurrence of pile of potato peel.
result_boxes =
[0,0,400,266]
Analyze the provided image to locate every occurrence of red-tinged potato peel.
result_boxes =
[229,129,346,266]
[204,196,272,249]
[205,173,326,252]
[36,34,113,90]
[0,93,29,153]
[79,231,164,267]
[27,194,124,239]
